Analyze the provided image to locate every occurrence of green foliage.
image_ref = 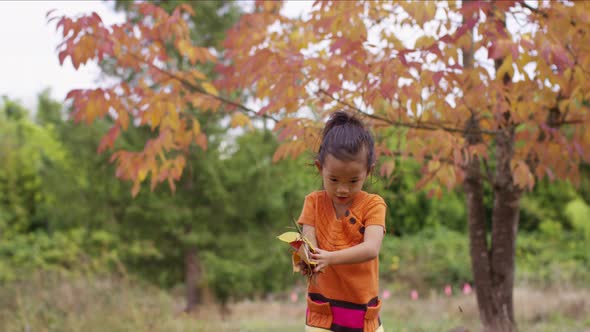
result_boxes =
[380,227,590,292]
[0,229,122,282]
[517,231,590,287]
[520,179,578,232]
[564,198,590,240]
[199,130,316,302]
[369,161,467,235]
[380,227,472,291]
[0,97,63,236]
[538,219,563,238]
[202,230,297,305]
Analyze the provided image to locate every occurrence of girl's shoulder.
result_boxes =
[303,190,329,206]
[304,190,325,200]
[353,191,387,211]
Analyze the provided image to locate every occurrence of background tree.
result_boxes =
[0,98,48,237]
[49,2,248,196]
[49,1,248,312]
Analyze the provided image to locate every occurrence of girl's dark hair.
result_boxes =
[317,111,375,170]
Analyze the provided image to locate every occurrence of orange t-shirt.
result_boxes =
[297,190,387,306]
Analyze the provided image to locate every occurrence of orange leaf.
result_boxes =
[511,160,535,191]
[97,126,120,153]
[379,159,395,178]
[195,132,207,151]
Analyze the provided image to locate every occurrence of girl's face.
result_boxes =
[316,152,370,208]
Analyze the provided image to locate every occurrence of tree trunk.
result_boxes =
[464,122,521,332]
[184,228,202,312]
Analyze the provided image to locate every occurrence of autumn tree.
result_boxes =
[218,1,590,331]
[49,2,252,196]
[51,0,590,330]
[48,1,250,312]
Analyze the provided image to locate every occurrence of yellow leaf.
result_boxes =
[85,101,97,124]
[230,112,252,128]
[118,109,129,130]
[150,109,161,130]
[496,55,514,82]
[401,2,436,25]
[138,167,148,182]
[176,39,197,64]
[302,236,316,252]
[428,160,441,172]
[277,231,301,243]
[190,69,206,81]
[415,35,435,49]
[201,82,218,96]
[292,251,302,272]
[297,242,317,266]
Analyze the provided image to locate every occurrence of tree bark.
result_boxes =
[488,128,521,331]
[184,225,202,312]
[464,120,521,332]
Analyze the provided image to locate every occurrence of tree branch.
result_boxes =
[521,2,548,19]
[554,118,589,126]
[317,88,497,136]
[128,53,280,123]
[522,2,578,27]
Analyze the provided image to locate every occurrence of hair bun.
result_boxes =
[322,111,363,137]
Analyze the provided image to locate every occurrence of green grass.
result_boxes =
[1,272,589,332]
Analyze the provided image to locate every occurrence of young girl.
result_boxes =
[298,111,387,332]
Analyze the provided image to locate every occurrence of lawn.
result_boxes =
[1,273,588,332]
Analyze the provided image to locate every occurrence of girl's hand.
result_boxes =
[310,248,334,273]
[297,261,311,276]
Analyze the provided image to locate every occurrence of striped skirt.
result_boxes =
[304,293,383,332]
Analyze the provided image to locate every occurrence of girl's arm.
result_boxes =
[310,225,384,272]
[302,224,318,249]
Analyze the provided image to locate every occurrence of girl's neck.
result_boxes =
[331,192,361,218]
[333,201,351,218]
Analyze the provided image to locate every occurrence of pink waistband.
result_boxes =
[309,299,378,329]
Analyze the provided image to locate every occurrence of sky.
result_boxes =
[0,1,124,110]
[0,0,311,111]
